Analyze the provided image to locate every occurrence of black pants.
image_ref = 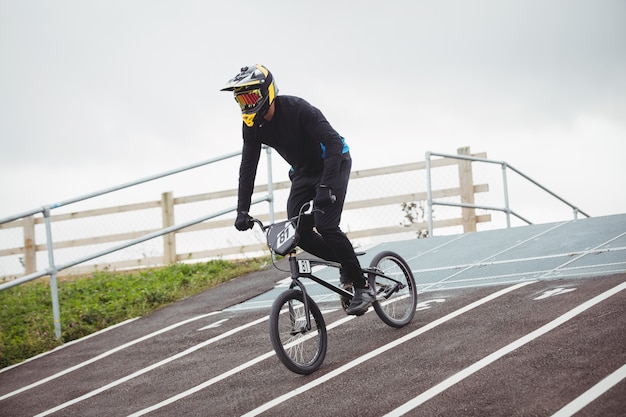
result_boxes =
[286,152,365,288]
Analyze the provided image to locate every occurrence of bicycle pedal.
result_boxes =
[338,283,355,312]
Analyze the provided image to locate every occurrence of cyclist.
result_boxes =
[221,64,374,316]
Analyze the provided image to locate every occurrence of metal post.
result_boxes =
[265,146,275,224]
[43,206,62,339]
[425,152,434,237]
[501,162,511,228]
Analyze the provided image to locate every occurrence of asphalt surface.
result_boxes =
[0,263,624,417]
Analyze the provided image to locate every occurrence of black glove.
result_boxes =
[314,186,335,209]
[235,211,253,231]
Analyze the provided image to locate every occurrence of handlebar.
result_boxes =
[250,199,325,231]
[251,217,267,231]
[250,198,337,256]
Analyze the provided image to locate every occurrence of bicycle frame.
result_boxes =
[260,206,418,375]
[253,201,407,331]
[284,252,405,330]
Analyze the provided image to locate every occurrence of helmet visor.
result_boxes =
[234,89,264,113]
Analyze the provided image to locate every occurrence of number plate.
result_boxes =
[276,222,295,252]
[267,220,299,256]
[298,260,311,274]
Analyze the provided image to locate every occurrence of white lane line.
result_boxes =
[0,317,140,375]
[0,312,220,402]
[419,222,568,292]
[127,314,357,417]
[551,363,626,417]
[241,281,535,417]
[197,318,229,330]
[403,234,467,264]
[540,232,626,278]
[384,280,626,417]
[34,314,268,417]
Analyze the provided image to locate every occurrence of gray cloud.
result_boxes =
[1,0,624,217]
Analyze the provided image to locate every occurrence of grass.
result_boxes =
[0,258,267,369]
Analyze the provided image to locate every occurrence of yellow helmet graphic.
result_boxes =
[221,64,278,127]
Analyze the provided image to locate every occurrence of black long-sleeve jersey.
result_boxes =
[237,95,349,212]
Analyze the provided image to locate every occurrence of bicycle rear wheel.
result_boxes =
[269,289,327,374]
[369,251,417,328]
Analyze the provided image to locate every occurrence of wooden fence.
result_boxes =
[0,149,490,279]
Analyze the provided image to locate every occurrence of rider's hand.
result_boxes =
[235,211,253,231]
[314,185,335,209]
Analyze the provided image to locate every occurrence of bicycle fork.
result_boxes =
[288,254,313,333]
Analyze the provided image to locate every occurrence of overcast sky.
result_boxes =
[1,0,625,221]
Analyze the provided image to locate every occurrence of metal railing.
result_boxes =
[1,147,592,339]
[425,151,591,237]
[0,148,276,339]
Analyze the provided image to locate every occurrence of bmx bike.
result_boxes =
[251,201,417,374]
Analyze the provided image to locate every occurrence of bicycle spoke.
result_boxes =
[370,251,417,328]
[270,290,327,374]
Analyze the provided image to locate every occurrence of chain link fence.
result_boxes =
[3,146,585,282]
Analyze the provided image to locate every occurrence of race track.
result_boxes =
[1,214,624,416]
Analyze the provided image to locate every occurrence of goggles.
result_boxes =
[234,89,264,112]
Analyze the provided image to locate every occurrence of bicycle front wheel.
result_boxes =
[269,289,327,374]
[369,251,417,328]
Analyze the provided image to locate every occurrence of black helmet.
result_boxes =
[221,64,278,127]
